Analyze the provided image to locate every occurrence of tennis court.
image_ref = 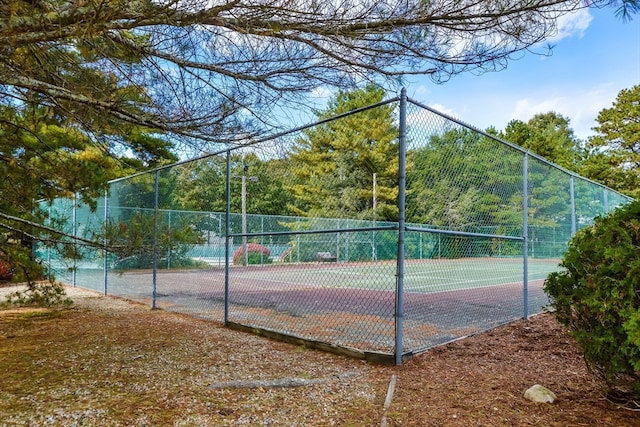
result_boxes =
[44,93,630,363]
[63,256,560,361]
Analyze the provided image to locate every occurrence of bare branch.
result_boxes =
[0,0,625,143]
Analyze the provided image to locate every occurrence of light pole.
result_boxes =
[241,166,248,266]
[239,164,258,266]
[373,172,377,261]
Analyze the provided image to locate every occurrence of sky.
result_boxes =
[404,7,640,142]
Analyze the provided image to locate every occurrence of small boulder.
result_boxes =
[524,384,557,403]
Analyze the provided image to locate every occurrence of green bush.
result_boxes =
[233,243,271,265]
[544,200,640,404]
[247,251,272,265]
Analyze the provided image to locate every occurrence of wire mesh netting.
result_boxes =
[38,91,631,363]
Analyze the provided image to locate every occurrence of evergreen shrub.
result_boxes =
[544,200,640,405]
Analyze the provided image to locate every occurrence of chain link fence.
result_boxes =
[40,89,631,363]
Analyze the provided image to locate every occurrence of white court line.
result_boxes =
[406,278,515,289]
[271,269,396,277]
[407,278,543,293]
[404,271,522,281]
[408,266,557,275]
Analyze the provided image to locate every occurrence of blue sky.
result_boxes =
[405,7,640,141]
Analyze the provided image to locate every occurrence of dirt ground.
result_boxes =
[1,285,639,426]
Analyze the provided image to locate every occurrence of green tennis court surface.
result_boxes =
[228,257,563,293]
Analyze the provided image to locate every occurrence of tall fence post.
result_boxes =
[570,176,576,236]
[72,194,77,287]
[152,170,159,309]
[395,88,408,365]
[103,189,109,296]
[47,203,52,281]
[224,150,232,325]
[522,153,529,320]
[167,211,172,270]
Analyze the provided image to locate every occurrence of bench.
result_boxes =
[316,252,337,262]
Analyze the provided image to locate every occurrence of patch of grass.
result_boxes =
[0,307,64,323]
[19,309,63,320]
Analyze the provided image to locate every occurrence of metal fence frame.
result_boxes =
[42,88,631,364]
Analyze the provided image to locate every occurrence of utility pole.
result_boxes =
[239,164,258,266]
[373,172,377,261]
[241,165,248,266]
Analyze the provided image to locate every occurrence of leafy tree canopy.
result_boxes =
[174,152,295,217]
[502,112,583,170]
[288,84,399,220]
[582,85,640,198]
[0,102,175,282]
[407,127,526,232]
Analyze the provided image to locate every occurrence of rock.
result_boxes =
[524,384,557,403]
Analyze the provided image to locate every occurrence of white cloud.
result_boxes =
[511,83,619,140]
[547,9,593,43]
[409,87,467,119]
[413,85,430,97]
[427,103,458,118]
[310,86,334,99]
[411,82,622,142]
